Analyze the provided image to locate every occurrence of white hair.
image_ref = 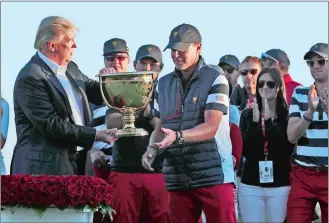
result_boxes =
[34,16,77,51]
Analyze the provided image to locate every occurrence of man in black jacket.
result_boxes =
[11,16,117,176]
[142,24,236,223]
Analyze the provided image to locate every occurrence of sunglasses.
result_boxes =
[222,66,235,74]
[105,55,128,62]
[306,58,328,67]
[261,53,279,63]
[240,69,258,76]
[258,80,276,89]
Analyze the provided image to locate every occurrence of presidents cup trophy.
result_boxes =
[99,71,159,138]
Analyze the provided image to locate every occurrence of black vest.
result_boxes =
[157,58,226,191]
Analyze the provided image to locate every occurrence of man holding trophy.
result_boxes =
[91,38,131,181]
[142,24,236,223]
[102,44,169,223]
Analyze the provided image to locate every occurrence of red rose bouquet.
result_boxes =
[1,174,114,218]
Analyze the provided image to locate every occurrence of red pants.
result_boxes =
[93,165,111,182]
[287,164,328,223]
[109,172,170,223]
[168,183,236,223]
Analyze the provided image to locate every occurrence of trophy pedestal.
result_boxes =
[115,128,149,138]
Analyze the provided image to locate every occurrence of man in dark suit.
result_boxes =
[11,16,117,176]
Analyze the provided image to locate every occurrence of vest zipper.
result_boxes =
[178,76,196,189]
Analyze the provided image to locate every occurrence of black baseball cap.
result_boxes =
[304,43,328,60]
[135,44,162,62]
[164,23,202,52]
[103,38,129,56]
[219,55,240,70]
[264,49,290,66]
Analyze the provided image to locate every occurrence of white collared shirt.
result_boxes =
[38,51,85,151]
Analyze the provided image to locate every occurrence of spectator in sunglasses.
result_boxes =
[261,49,301,106]
[239,67,295,223]
[286,43,328,223]
[231,56,261,111]
[105,44,170,223]
[232,56,261,182]
[218,54,241,89]
[99,38,130,74]
[91,38,130,182]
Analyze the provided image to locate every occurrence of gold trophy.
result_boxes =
[99,71,159,138]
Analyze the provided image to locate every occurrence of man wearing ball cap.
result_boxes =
[287,43,328,223]
[90,38,131,182]
[219,54,241,89]
[106,44,169,223]
[142,23,236,223]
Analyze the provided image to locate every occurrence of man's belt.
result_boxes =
[296,164,328,172]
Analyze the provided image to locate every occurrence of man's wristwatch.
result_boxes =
[176,130,185,145]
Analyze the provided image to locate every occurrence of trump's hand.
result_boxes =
[96,128,118,144]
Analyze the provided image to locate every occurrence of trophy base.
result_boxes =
[115,128,149,138]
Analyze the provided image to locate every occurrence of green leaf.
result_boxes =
[74,205,85,213]
[100,206,115,222]
[9,205,19,215]
[58,206,66,211]
[32,207,47,218]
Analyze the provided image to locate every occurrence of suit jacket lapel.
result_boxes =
[33,53,74,118]
[46,73,68,100]
[66,70,93,127]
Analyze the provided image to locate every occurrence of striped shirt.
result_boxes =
[91,105,112,152]
[288,86,328,166]
[208,75,234,184]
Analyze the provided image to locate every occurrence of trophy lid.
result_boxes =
[99,71,157,77]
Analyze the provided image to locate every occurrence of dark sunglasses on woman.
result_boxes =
[258,80,276,89]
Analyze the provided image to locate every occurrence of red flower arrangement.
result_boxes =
[1,174,114,218]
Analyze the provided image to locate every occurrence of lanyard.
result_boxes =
[247,98,253,108]
[261,113,268,161]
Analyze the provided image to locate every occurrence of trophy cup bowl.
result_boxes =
[99,71,159,138]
